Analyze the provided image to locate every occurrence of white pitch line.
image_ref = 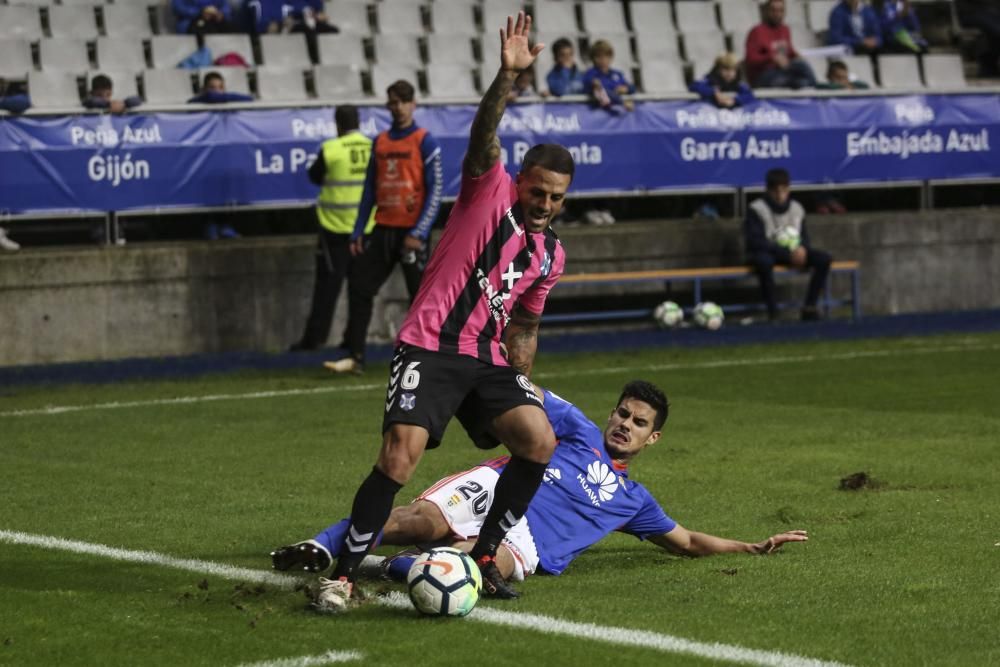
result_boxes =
[0,530,850,667]
[236,650,362,667]
[1,341,996,419]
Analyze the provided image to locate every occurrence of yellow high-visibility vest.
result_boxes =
[316,130,376,234]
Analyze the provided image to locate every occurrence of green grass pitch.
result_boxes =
[1,332,999,666]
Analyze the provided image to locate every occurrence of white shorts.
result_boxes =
[416,465,539,582]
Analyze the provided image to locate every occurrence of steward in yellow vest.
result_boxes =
[289,105,374,352]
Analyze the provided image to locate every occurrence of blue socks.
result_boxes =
[313,518,383,558]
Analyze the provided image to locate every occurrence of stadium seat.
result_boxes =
[27,70,82,108]
[4,0,48,7]
[682,30,727,67]
[425,63,477,99]
[790,24,820,49]
[260,34,312,68]
[316,34,367,66]
[313,64,365,99]
[0,6,43,41]
[373,34,421,65]
[580,1,628,35]
[323,0,371,34]
[803,54,830,82]
[256,67,309,102]
[629,1,676,37]
[479,32,502,68]
[784,0,809,27]
[635,33,681,65]
[96,37,147,71]
[369,63,419,97]
[921,54,967,89]
[718,1,760,38]
[39,38,90,72]
[203,34,255,66]
[425,33,476,64]
[48,6,100,40]
[839,54,875,87]
[807,0,837,33]
[149,35,198,68]
[533,0,580,35]
[638,60,688,95]
[480,2,525,35]
[374,2,425,35]
[101,4,154,38]
[0,39,34,79]
[429,1,478,36]
[674,1,720,34]
[142,68,195,104]
[877,54,923,89]
[87,69,141,99]
[198,66,250,94]
[151,3,176,34]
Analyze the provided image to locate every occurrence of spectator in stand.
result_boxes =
[83,74,142,113]
[689,53,756,108]
[172,0,236,35]
[876,0,928,53]
[745,0,817,89]
[546,37,585,97]
[583,39,635,112]
[817,60,871,89]
[828,0,882,55]
[246,0,337,34]
[956,0,1000,77]
[188,71,254,104]
[508,68,540,101]
[0,78,31,114]
[744,168,832,322]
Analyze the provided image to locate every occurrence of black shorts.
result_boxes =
[381,344,544,449]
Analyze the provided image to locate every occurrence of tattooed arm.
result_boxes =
[503,304,541,377]
[463,11,544,177]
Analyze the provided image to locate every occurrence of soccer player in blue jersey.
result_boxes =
[273,381,807,589]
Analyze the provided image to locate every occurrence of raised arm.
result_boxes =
[463,11,544,177]
[502,304,541,377]
[648,524,808,558]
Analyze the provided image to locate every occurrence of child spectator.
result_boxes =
[689,53,756,108]
[83,74,142,113]
[876,0,928,53]
[745,0,817,89]
[828,0,883,55]
[582,39,635,112]
[546,37,585,96]
[172,0,236,35]
[188,71,254,104]
[508,68,540,101]
[817,60,871,89]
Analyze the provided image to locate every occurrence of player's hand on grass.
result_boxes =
[753,530,808,555]
[500,11,543,73]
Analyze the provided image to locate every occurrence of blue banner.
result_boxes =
[0,94,997,214]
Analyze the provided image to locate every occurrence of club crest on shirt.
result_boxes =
[399,393,416,411]
[540,250,552,277]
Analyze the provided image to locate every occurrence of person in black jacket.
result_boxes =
[744,168,832,321]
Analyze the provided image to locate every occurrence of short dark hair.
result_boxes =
[521,143,575,180]
[386,79,415,102]
[618,381,669,431]
[202,71,224,88]
[765,167,791,189]
[827,61,848,77]
[335,104,360,131]
[90,74,113,93]
[551,37,574,57]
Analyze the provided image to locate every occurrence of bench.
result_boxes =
[545,260,861,324]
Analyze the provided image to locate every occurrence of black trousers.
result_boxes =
[297,228,352,349]
[749,247,832,318]
[345,226,427,362]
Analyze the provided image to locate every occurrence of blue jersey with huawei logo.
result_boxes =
[488,390,676,575]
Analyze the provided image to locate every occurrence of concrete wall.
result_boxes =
[1,208,997,367]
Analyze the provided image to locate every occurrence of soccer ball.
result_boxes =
[407,547,482,617]
[775,226,800,249]
[652,300,684,328]
[693,302,724,330]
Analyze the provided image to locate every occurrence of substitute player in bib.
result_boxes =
[272,11,574,611]
[275,381,808,583]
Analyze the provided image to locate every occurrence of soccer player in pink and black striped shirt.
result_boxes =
[271,11,576,610]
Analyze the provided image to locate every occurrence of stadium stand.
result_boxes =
[198,67,250,95]
[260,34,311,69]
[48,5,101,40]
[96,37,147,72]
[256,68,309,103]
[313,63,365,98]
[718,1,760,40]
[784,0,810,28]
[39,39,90,72]
[370,63,419,97]
[629,0,676,36]
[27,70,81,108]
[101,4,154,38]
[373,34,421,65]
[88,69,141,100]
[481,1,526,36]
[202,34,255,66]
[922,53,967,88]
[790,23,822,48]
[533,0,580,35]
[316,33,367,66]
[425,33,476,65]
[683,31,729,73]
[674,1,721,34]
[142,68,195,104]
[150,34,198,68]
[0,39,35,79]
[0,5,44,41]
[807,0,837,33]
[322,0,371,34]
[635,32,682,65]
[151,3,175,34]
[877,53,924,88]
[429,1,478,36]
[637,60,689,94]
[580,1,628,35]
[374,2,425,35]
[425,63,478,99]
[839,54,876,87]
